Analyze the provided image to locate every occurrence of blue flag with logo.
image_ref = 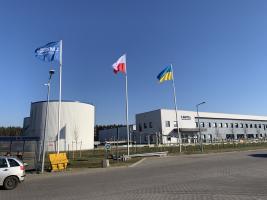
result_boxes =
[35,41,60,62]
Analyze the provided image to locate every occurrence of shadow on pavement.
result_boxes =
[249,154,267,158]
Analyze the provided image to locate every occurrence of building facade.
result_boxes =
[135,109,267,145]
[98,125,136,144]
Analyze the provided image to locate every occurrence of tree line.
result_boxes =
[0,127,22,136]
[0,124,123,139]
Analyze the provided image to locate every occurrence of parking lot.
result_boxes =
[1,150,267,200]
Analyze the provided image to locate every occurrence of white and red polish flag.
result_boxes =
[112,54,126,74]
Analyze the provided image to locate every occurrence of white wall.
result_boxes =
[24,101,95,151]
[160,109,196,134]
[135,110,162,144]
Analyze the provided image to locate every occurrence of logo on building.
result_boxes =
[181,116,191,120]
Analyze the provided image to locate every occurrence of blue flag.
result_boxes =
[35,41,60,62]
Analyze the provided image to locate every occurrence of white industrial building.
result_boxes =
[135,109,267,145]
[23,101,95,151]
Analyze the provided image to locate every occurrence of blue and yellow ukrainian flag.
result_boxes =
[157,66,173,83]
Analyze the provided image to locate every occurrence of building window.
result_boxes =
[224,123,228,128]
[165,121,170,127]
[149,122,152,128]
[240,123,243,128]
[144,123,147,129]
[213,122,217,128]
[219,123,223,128]
[250,124,253,128]
[231,123,234,128]
[259,124,261,129]
[201,122,205,127]
[174,121,178,128]
[254,124,257,128]
[235,123,238,128]
[139,124,142,132]
[196,122,199,127]
[245,124,248,128]
[208,122,211,128]
[264,125,266,130]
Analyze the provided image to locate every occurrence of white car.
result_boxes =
[0,156,26,190]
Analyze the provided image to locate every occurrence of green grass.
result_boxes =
[43,141,267,170]
[44,148,142,169]
[172,141,267,155]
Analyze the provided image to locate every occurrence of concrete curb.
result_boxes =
[166,148,267,159]
[26,159,146,180]
[129,158,146,168]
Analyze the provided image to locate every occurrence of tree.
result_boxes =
[243,126,247,139]
[215,127,220,142]
[73,125,79,152]
[256,128,261,139]
[0,127,22,136]
[231,126,235,139]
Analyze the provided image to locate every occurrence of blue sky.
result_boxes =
[1,0,267,126]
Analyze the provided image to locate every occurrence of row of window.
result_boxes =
[139,120,267,131]
[139,120,178,131]
[139,122,153,131]
[165,121,178,127]
[196,122,267,129]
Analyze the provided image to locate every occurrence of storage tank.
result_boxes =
[24,101,95,152]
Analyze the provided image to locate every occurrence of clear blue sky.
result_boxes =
[1,0,267,126]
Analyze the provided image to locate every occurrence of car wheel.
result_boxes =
[3,176,19,190]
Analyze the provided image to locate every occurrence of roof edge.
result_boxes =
[31,100,94,106]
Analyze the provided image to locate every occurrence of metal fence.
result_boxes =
[0,136,40,170]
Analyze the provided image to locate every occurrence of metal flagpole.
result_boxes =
[170,64,182,153]
[125,57,130,157]
[57,40,63,154]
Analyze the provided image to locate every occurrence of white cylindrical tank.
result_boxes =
[25,101,95,152]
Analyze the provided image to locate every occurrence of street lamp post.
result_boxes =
[41,69,55,173]
[196,101,206,153]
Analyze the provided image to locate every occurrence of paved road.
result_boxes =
[1,150,267,200]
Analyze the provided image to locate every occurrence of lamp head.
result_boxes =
[197,101,206,107]
[49,69,55,76]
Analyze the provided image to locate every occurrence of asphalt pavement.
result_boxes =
[1,150,267,200]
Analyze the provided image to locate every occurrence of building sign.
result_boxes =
[181,116,191,120]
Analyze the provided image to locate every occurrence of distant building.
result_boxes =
[98,125,136,143]
[135,109,267,145]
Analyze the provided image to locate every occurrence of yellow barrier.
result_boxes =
[49,153,68,171]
